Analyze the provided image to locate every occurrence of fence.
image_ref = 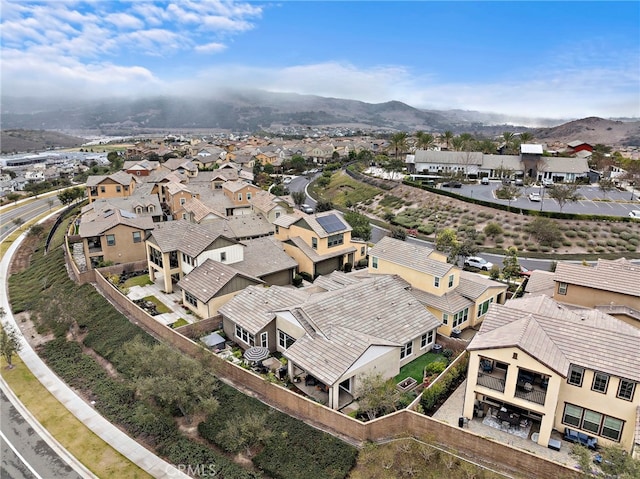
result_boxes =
[86,267,581,479]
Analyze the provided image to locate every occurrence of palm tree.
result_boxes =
[502,132,515,154]
[390,132,408,161]
[451,136,464,151]
[440,131,454,150]
[416,132,435,150]
[519,132,534,143]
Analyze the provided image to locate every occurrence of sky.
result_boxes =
[1,1,639,120]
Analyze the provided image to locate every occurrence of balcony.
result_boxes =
[477,372,506,393]
[87,238,102,253]
[514,387,546,405]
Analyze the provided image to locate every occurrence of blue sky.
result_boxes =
[1,1,638,121]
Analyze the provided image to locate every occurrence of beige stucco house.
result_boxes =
[368,237,507,336]
[219,272,441,409]
[86,172,138,203]
[274,210,368,277]
[463,295,640,454]
[553,259,640,328]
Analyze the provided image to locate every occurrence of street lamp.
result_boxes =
[539,185,545,212]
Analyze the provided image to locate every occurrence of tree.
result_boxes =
[289,154,307,173]
[291,191,306,207]
[121,340,219,424]
[12,217,24,230]
[315,200,333,212]
[357,372,400,421]
[519,132,534,143]
[483,222,503,238]
[390,132,408,161]
[416,131,435,150]
[215,412,272,457]
[435,228,459,261]
[548,184,580,211]
[440,131,454,150]
[390,226,406,241]
[6,193,21,204]
[47,198,55,211]
[382,157,405,177]
[0,316,22,369]
[495,184,521,210]
[502,132,516,154]
[598,178,616,199]
[526,217,562,247]
[501,247,521,284]
[343,211,372,241]
[106,151,123,171]
[452,239,479,265]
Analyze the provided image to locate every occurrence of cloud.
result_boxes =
[194,42,227,54]
[105,12,145,30]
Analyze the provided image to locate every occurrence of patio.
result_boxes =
[293,380,354,410]
[126,277,194,326]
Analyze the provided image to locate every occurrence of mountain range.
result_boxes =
[1,90,639,147]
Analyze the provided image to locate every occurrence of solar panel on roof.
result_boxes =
[317,214,345,234]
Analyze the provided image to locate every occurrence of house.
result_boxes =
[463,295,640,454]
[86,172,138,203]
[219,272,441,409]
[250,190,293,223]
[274,210,368,277]
[221,181,262,215]
[368,237,507,336]
[567,141,594,154]
[553,259,640,328]
[77,206,155,269]
[85,195,163,223]
[123,160,159,177]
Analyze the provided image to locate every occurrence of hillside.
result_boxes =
[532,117,640,147]
[1,129,85,154]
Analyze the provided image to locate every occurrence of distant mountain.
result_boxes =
[1,91,638,146]
[1,129,84,154]
[531,117,640,147]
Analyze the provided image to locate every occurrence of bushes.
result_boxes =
[420,353,469,415]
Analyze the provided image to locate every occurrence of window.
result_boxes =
[149,246,163,267]
[361,247,365,256]
[434,277,440,287]
[135,206,143,214]
[148,205,154,212]
[132,231,142,243]
[182,213,187,220]
[180,198,186,205]
[421,330,434,349]
[278,330,295,349]
[568,365,584,386]
[275,225,279,234]
[247,192,252,200]
[260,332,268,348]
[238,193,243,201]
[563,404,582,427]
[448,274,454,288]
[327,234,344,247]
[442,313,448,325]
[372,256,378,268]
[452,308,469,328]
[592,372,609,393]
[312,237,318,250]
[182,254,192,266]
[558,282,568,295]
[477,298,494,318]
[582,410,602,434]
[617,379,636,401]
[235,325,254,346]
[602,417,623,441]
[220,252,227,262]
[400,341,413,359]
[116,185,121,192]
[106,234,116,246]
[185,291,198,307]
[100,186,106,193]
[275,212,281,218]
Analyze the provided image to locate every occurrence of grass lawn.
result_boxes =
[312,171,382,207]
[171,318,188,328]
[123,275,153,288]
[142,295,171,314]
[1,357,152,479]
[394,352,446,383]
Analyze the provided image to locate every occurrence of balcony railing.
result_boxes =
[514,387,546,405]
[477,372,505,392]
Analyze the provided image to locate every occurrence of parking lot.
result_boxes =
[446,181,640,217]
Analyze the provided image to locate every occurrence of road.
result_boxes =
[1,196,61,242]
[1,388,83,479]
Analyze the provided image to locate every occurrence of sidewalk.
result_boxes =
[0,220,189,479]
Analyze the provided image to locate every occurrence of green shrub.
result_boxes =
[424,361,447,376]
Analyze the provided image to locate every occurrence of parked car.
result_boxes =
[529,192,541,202]
[519,265,532,277]
[442,181,462,188]
[300,204,314,214]
[464,256,494,271]
[480,177,490,185]
[542,179,554,187]
[514,178,524,186]
[283,177,292,185]
[629,210,640,219]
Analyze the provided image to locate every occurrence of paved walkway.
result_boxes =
[433,379,582,470]
[127,278,194,325]
[1,225,189,479]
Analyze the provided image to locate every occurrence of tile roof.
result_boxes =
[273,212,304,227]
[234,237,298,278]
[182,197,225,222]
[287,236,356,262]
[86,171,136,186]
[147,220,234,257]
[555,259,640,297]
[469,295,640,382]
[222,180,253,193]
[409,288,473,314]
[78,207,155,237]
[177,259,262,303]
[524,270,556,297]
[414,150,483,165]
[457,271,506,299]
[302,210,352,237]
[368,236,454,278]
[203,214,274,239]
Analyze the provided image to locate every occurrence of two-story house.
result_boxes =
[368,237,507,336]
[463,295,640,454]
[77,206,155,269]
[553,259,640,328]
[219,272,441,409]
[86,172,137,203]
[274,210,368,277]
[221,181,262,216]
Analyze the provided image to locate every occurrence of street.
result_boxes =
[1,196,61,243]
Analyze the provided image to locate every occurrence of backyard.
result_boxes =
[394,351,445,384]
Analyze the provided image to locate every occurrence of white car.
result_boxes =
[464,256,494,271]
[529,192,541,202]
[542,179,554,187]
[629,210,640,219]
[283,177,292,185]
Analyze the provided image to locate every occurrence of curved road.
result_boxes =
[1,196,61,243]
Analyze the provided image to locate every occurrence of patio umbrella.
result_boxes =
[243,346,270,363]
